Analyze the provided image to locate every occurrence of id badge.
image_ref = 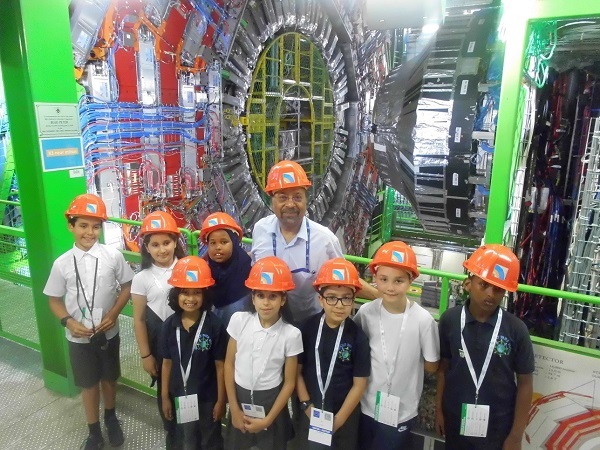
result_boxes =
[374,391,400,427]
[308,408,334,446]
[82,308,103,330]
[460,403,490,437]
[174,394,199,424]
[241,403,266,419]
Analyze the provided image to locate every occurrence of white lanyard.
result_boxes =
[379,301,410,394]
[315,315,345,411]
[250,319,280,404]
[176,311,207,394]
[460,306,503,404]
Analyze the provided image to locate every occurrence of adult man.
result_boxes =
[251,160,377,323]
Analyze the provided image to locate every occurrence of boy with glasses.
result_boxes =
[296,258,371,449]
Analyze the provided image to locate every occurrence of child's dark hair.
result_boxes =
[141,233,186,269]
[167,287,213,315]
[244,290,294,324]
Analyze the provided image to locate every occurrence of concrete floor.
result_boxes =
[0,337,166,449]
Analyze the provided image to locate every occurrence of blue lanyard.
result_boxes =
[271,218,311,274]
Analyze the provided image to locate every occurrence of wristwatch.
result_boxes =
[299,400,312,411]
[60,315,72,327]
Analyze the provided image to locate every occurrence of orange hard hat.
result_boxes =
[140,211,180,236]
[65,194,108,221]
[246,256,295,291]
[264,160,311,194]
[168,256,215,289]
[200,212,243,242]
[369,241,420,279]
[463,244,520,292]
[314,257,362,292]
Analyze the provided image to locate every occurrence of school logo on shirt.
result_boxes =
[196,334,212,351]
[493,264,509,281]
[337,343,352,362]
[332,268,347,281]
[391,251,405,263]
[208,218,219,227]
[494,335,511,356]
[282,172,295,184]
[86,203,97,214]
[150,219,162,229]
[260,272,274,285]
[186,270,198,282]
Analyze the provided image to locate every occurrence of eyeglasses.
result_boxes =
[322,296,355,306]
[273,193,305,204]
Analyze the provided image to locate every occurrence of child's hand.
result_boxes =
[95,312,117,333]
[231,408,246,432]
[304,407,312,420]
[213,400,225,422]
[333,415,345,433]
[243,416,270,433]
[67,320,93,338]
[162,397,173,421]
[434,408,445,437]
[141,355,158,377]
[502,433,522,450]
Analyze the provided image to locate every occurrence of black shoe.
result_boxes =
[104,416,124,447]
[80,434,105,450]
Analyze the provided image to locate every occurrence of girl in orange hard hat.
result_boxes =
[200,212,251,327]
[224,256,302,450]
[160,256,227,450]
[131,210,186,449]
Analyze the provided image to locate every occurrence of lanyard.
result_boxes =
[176,311,206,394]
[315,315,344,411]
[460,306,503,405]
[272,218,311,274]
[250,319,280,405]
[379,301,410,394]
[73,255,99,331]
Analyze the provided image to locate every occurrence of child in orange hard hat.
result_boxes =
[296,257,370,449]
[44,194,134,450]
[224,256,303,450]
[160,256,227,449]
[200,212,251,327]
[435,244,534,450]
[354,241,440,449]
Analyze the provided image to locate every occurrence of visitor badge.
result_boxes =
[460,403,489,437]
[241,403,266,418]
[82,308,102,330]
[308,408,334,446]
[374,391,400,427]
[174,394,199,424]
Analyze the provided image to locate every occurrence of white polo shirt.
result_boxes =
[227,311,303,391]
[131,259,177,322]
[44,242,134,343]
[251,215,343,322]
[353,298,440,424]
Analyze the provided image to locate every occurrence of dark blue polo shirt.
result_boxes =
[439,300,534,426]
[299,312,371,414]
[160,311,227,402]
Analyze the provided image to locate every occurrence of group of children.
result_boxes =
[45,193,534,450]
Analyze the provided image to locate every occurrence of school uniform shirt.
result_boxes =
[131,260,177,322]
[299,312,371,414]
[43,242,134,344]
[227,311,303,391]
[353,298,440,424]
[438,301,535,425]
[160,311,227,402]
[251,215,343,322]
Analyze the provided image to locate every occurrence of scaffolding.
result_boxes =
[560,118,600,348]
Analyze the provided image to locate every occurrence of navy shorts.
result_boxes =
[358,413,416,450]
[68,334,121,388]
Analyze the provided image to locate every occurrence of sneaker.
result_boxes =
[104,416,124,447]
[80,434,105,450]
